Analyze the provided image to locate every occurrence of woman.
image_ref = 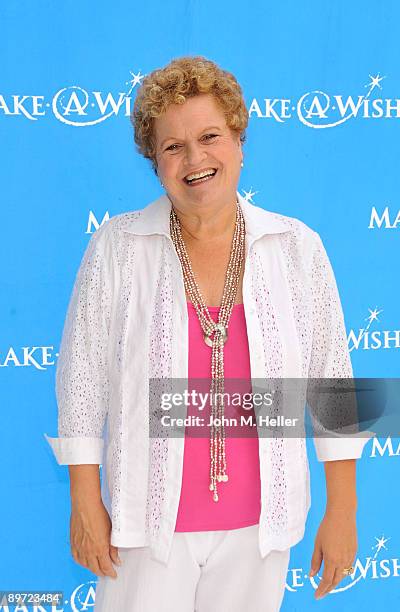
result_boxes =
[45,56,375,611]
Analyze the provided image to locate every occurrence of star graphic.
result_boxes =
[365,306,383,329]
[241,187,258,203]
[125,70,145,93]
[364,73,386,98]
[373,535,390,554]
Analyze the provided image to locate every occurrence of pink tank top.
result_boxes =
[174,301,261,532]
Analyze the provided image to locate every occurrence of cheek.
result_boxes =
[220,146,240,165]
[223,156,239,173]
[161,159,180,179]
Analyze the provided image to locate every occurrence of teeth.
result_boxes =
[185,169,216,182]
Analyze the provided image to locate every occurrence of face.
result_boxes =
[153,93,243,210]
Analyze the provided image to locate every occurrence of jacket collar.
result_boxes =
[122,190,290,239]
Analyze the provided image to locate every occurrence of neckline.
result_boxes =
[186,300,244,311]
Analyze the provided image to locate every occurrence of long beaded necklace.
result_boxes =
[169,199,246,501]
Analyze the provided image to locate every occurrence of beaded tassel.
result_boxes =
[169,200,245,501]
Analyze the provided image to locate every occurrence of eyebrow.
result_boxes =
[160,126,223,149]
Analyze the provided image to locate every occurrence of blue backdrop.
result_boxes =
[1,1,399,610]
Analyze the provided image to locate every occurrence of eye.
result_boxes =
[164,133,218,152]
[165,143,181,151]
[202,133,218,141]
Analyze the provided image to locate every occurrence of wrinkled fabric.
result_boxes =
[94,524,290,612]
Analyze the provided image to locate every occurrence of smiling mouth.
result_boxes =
[184,169,218,185]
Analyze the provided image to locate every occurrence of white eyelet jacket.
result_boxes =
[44,191,375,565]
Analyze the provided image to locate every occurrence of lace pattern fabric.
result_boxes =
[45,194,374,563]
[249,246,289,537]
[55,222,112,442]
[146,237,173,540]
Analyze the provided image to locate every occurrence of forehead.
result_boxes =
[154,94,227,139]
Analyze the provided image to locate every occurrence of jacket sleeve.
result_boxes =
[306,231,376,461]
[44,222,114,465]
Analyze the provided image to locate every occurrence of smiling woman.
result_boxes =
[130,57,249,224]
[132,55,248,168]
[135,94,245,212]
[45,55,373,612]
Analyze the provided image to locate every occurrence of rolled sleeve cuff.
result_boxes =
[313,430,376,462]
[44,433,104,465]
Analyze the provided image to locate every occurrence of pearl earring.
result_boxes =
[241,160,244,168]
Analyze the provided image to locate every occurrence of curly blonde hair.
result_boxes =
[131,55,248,175]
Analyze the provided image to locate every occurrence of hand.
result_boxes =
[70,498,122,578]
[309,508,357,600]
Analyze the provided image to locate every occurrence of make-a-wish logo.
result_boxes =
[0,70,145,124]
[370,436,400,457]
[86,210,111,234]
[0,346,57,369]
[249,73,399,127]
[66,580,97,611]
[286,534,399,596]
[348,307,400,351]
[368,206,400,229]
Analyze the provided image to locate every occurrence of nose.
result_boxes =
[184,141,207,168]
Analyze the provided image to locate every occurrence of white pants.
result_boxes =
[94,524,290,612]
